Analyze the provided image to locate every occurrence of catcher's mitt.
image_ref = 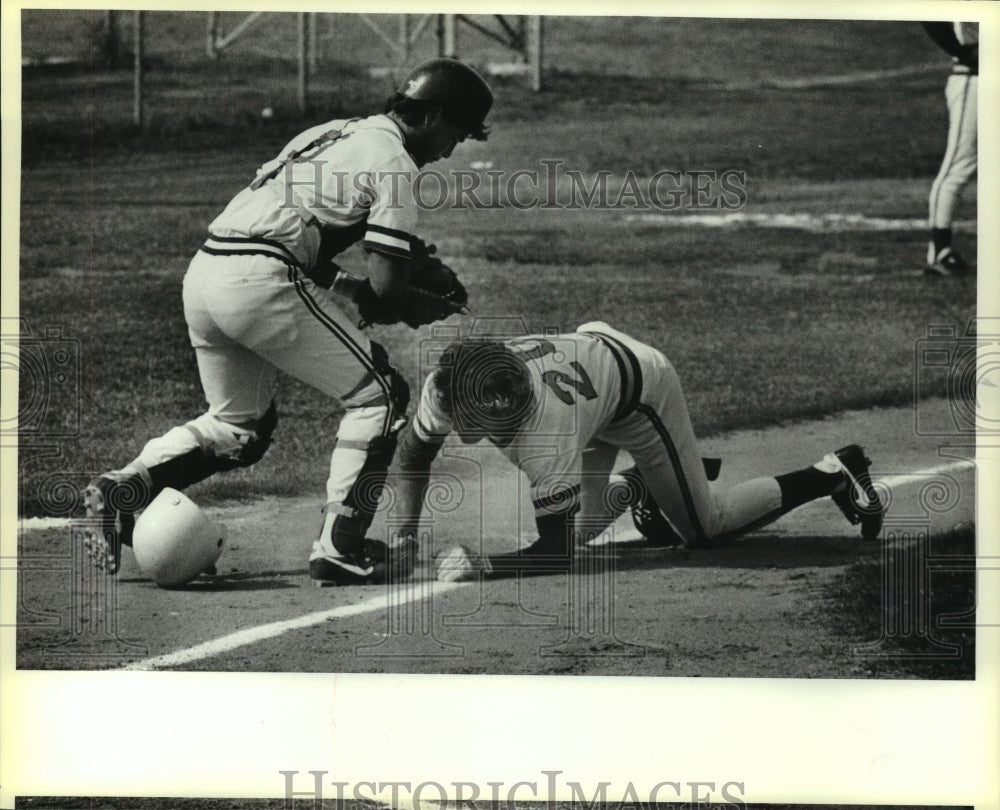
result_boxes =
[357,240,469,329]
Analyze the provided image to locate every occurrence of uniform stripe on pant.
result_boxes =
[635,403,709,544]
[284,266,395,436]
[929,74,976,228]
[589,328,706,542]
[631,404,789,546]
[202,235,303,266]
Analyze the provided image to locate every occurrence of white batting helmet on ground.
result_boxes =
[132,488,226,588]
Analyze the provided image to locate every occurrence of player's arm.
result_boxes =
[391,373,452,540]
[530,506,578,557]
[333,251,413,323]
[394,426,443,540]
[338,158,466,328]
[336,153,418,307]
[523,449,584,553]
[366,251,411,297]
[473,479,582,579]
[436,491,580,583]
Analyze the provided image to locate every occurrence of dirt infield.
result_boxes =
[16,397,975,677]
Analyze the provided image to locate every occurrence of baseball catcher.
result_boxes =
[390,322,884,582]
[80,58,493,587]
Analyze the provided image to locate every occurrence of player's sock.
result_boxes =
[930,228,953,259]
[774,460,844,511]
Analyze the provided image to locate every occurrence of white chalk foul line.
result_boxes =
[625,212,977,233]
[873,458,975,490]
[722,63,946,91]
[119,580,467,671]
[19,516,73,531]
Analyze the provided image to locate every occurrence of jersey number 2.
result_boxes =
[542,364,598,405]
[512,338,598,405]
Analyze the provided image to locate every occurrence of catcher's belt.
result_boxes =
[201,233,349,290]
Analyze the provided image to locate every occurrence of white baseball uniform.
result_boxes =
[928,22,978,235]
[412,322,782,546]
[116,114,421,561]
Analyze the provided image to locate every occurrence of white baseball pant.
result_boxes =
[576,326,782,546]
[929,74,978,230]
[123,250,399,558]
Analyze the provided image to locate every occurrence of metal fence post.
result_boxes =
[530,16,544,92]
[133,10,144,127]
[298,12,308,112]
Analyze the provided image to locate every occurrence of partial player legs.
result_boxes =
[308,402,409,582]
[927,74,977,274]
[98,259,285,505]
[599,340,881,546]
[618,426,784,546]
[595,341,760,545]
[187,254,414,584]
[616,439,883,548]
[82,396,280,574]
[83,252,409,580]
[81,310,279,574]
[929,75,978,230]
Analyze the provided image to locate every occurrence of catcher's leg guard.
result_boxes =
[328,423,400,555]
[81,404,277,574]
[310,347,411,585]
[309,412,406,585]
[133,401,278,492]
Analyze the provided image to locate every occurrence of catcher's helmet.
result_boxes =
[397,58,493,137]
[132,488,226,588]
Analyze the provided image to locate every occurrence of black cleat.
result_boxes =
[621,466,686,547]
[827,445,884,540]
[925,247,971,278]
[309,556,375,586]
[309,537,418,586]
[81,476,137,574]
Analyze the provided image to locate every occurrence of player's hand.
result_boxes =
[435,544,492,582]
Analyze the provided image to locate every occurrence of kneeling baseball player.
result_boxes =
[393,322,884,582]
[80,59,491,586]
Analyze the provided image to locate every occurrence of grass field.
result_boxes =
[20,11,946,79]
[16,16,978,515]
[21,11,951,179]
[16,169,976,515]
